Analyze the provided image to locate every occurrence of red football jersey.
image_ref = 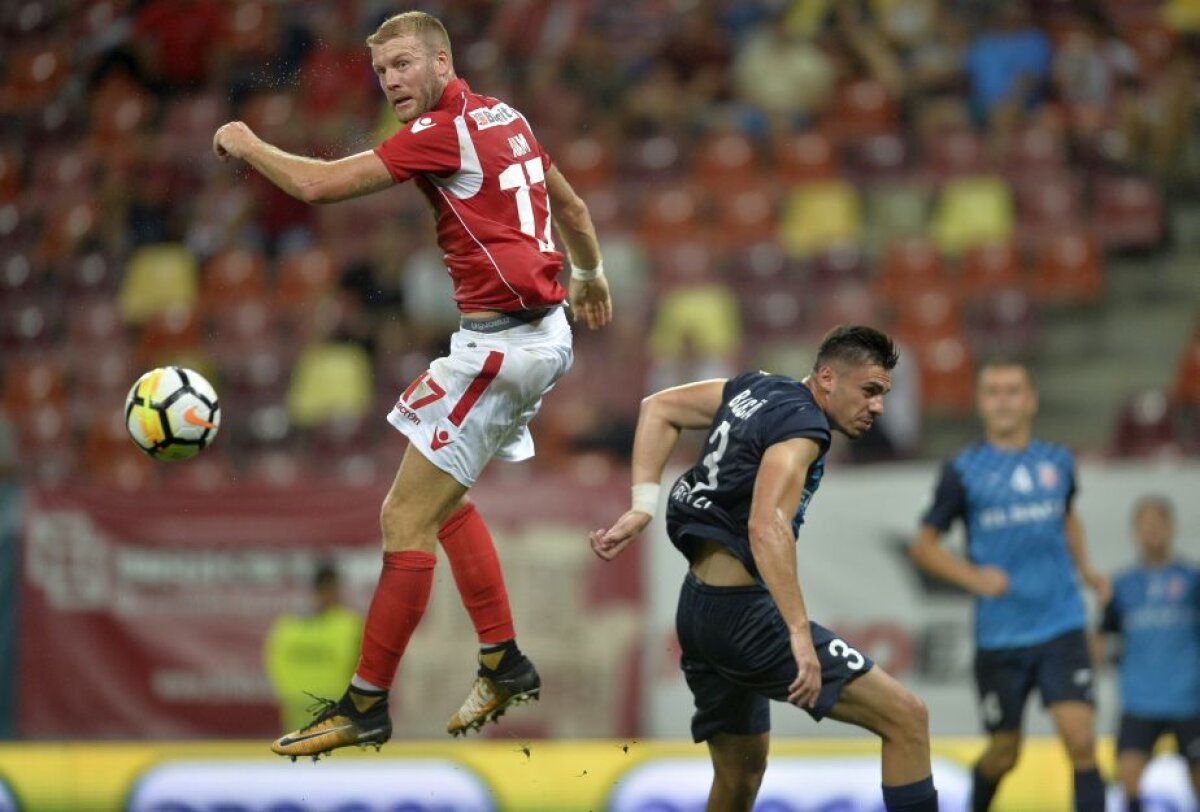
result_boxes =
[374,78,567,313]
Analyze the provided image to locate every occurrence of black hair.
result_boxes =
[813,325,899,373]
[1132,495,1174,523]
[313,560,340,590]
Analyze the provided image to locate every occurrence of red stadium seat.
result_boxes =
[63,250,120,298]
[551,136,614,193]
[648,239,719,292]
[276,247,338,309]
[912,334,975,415]
[0,148,20,202]
[624,135,684,181]
[3,355,67,415]
[1093,175,1164,251]
[81,410,155,491]
[833,79,899,139]
[694,132,761,192]
[1113,388,1182,458]
[0,293,64,352]
[712,186,776,247]
[637,184,704,246]
[876,237,946,300]
[201,247,270,310]
[1032,230,1102,303]
[809,244,871,290]
[1173,334,1200,408]
[925,126,988,179]
[849,132,911,184]
[135,304,204,369]
[776,131,840,183]
[1002,123,1067,178]
[959,241,1023,299]
[1014,174,1083,247]
[0,44,69,113]
[967,288,1040,359]
[894,285,963,342]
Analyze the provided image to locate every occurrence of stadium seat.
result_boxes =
[63,250,120,299]
[118,243,199,324]
[82,410,155,491]
[0,43,69,113]
[0,292,63,353]
[89,78,153,147]
[833,79,899,139]
[162,92,224,154]
[930,175,1015,256]
[809,244,871,290]
[3,355,67,415]
[551,135,613,192]
[1032,230,1103,302]
[776,130,840,183]
[1014,174,1084,247]
[0,251,38,298]
[958,241,1023,299]
[864,183,930,256]
[848,132,911,184]
[67,298,124,348]
[1113,388,1182,457]
[637,184,704,246]
[1002,123,1067,179]
[694,132,761,192]
[912,334,975,415]
[276,246,338,311]
[778,180,862,259]
[925,127,989,179]
[875,237,945,300]
[201,247,269,310]
[1093,175,1164,251]
[286,341,374,428]
[712,186,777,247]
[134,304,205,369]
[894,285,963,342]
[967,288,1041,359]
[649,239,719,291]
[1173,333,1200,407]
[727,240,790,287]
[624,134,684,181]
[0,148,21,202]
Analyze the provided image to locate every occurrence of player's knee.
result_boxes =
[1062,730,1097,766]
[887,688,930,747]
[984,737,1021,774]
[379,493,438,551]
[714,756,767,799]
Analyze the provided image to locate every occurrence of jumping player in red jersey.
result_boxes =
[213,10,612,759]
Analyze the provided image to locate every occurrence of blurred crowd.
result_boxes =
[2,0,1200,491]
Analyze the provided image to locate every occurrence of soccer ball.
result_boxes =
[124,367,221,461]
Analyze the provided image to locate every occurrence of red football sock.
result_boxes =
[354,550,436,689]
[439,503,515,645]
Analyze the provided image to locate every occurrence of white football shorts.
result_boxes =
[387,306,573,486]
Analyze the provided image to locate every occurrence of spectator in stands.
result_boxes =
[964,3,1052,129]
[263,561,363,733]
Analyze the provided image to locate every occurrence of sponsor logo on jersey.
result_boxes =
[126,760,495,812]
[1010,464,1034,493]
[410,116,436,133]
[469,102,519,130]
[430,428,454,451]
[393,403,421,425]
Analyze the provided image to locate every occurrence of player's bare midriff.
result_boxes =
[690,538,757,587]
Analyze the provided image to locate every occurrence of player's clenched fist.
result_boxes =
[213,121,258,161]
[588,509,651,561]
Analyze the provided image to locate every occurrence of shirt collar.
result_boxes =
[433,77,469,113]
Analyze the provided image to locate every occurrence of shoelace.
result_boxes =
[457,677,497,717]
[297,693,340,732]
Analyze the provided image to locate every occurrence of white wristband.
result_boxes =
[571,260,604,281]
[631,482,660,516]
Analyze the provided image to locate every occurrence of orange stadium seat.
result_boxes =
[89,79,153,147]
[201,247,270,310]
[1032,230,1103,303]
[0,148,20,202]
[67,298,124,348]
[713,186,777,247]
[625,134,684,181]
[959,241,1023,299]
[894,285,963,342]
[82,410,155,491]
[925,126,989,179]
[135,304,205,370]
[0,44,69,113]
[3,355,67,415]
[776,130,840,183]
[1002,123,1067,178]
[1014,174,1083,248]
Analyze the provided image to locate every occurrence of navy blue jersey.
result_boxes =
[922,440,1085,649]
[666,372,832,583]
[1101,560,1200,718]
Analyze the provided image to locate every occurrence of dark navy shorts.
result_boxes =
[1117,713,1200,765]
[974,629,1094,733]
[676,572,874,743]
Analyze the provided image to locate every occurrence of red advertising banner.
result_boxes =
[17,473,640,739]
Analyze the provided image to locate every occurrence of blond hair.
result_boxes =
[366,11,452,58]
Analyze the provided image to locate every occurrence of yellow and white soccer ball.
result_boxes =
[124,367,221,461]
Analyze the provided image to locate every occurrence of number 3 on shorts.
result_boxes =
[829,638,866,671]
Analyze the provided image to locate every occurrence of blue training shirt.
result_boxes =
[1101,560,1200,718]
[666,372,831,584]
[922,440,1086,649]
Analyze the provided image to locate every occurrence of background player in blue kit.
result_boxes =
[909,362,1110,812]
[1098,496,1200,811]
[590,326,938,812]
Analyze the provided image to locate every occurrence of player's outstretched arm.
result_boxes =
[747,438,823,708]
[589,379,726,561]
[1065,510,1111,604]
[545,165,611,330]
[214,121,394,204]
[908,525,1009,597]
